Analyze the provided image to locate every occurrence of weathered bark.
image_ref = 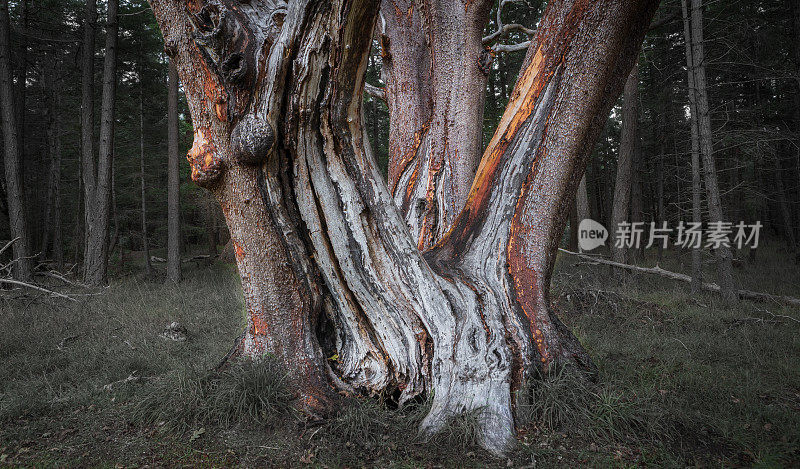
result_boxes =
[83,0,118,286]
[688,0,736,304]
[139,54,153,276]
[610,62,638,265]
[149,0,657,454]
[167,61,182,283]
[0,0,32,281]
[681,0,703,294]
[380,0,493,249]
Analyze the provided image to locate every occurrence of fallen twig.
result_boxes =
[38,271,90,288]
[0,278,78,302]
[0,237,19,257]
[103,372,141,391]
[559,248,800,308]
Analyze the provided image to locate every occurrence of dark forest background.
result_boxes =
[0,0,798,277]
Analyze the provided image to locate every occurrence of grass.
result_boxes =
[1,240,798,467]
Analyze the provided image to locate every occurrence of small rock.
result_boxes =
[160,322,188,342]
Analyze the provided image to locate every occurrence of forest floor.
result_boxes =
[1,241,799,467]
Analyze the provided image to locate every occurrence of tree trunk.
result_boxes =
[167,61,182,282]
[83,0,118,286]
[139,53,152,276]
[149,0,657,455]
[43,53,63,270]
[689,0,736,304]
[576,174,590,223]
[630,137,644,263]
[611,62,639,265]
[380,0,492,249]
[0,0,32,280]
[80,0,96,270]
[681,0,703,294]
[774,150,797,253]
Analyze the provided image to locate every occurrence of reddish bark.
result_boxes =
[148,0,658,454]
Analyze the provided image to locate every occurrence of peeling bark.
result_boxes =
[149,0,657,455]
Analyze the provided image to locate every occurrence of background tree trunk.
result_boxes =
[682,0,704,294]
[80,0,96,275]
[576,174,591,225]
[139,52,152,277]
[0,0,32,281]
[42,53,63,269]
[689,0,736,304]
[83,0,118,286]
[611,62,639,266]
[166,61,181,282]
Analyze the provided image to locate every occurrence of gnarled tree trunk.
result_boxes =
[149,0,657,455]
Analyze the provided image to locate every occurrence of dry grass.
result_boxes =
[0,242,798,467]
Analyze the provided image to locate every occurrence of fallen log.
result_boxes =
[558,248,800,308]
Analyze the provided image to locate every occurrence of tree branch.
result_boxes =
[481,0,535,51]
[0,278,78,302]
[364,83,386,102]
[492,41,531,53]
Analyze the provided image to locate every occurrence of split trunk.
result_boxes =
[149,0,657,455]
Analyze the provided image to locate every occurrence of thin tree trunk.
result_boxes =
[0,0,32,280]
[689,0,736,304]
[774,151,797,252]
[576,174,591,223]
[166,61,181,282]
[43,54,63,269]
[681,0,703,294]
[611,62,639,266]
[630,139,644,263]
[790,0,800,262]
[80,0,96,270]
[83,0,118,286]
[139,52,152,276]
[150,0,656,455]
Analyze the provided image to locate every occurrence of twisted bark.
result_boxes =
[149,0,657,455]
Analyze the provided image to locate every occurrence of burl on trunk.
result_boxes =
[149,0,657,455]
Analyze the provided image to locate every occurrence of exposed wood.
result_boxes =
[559,249,800,308]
